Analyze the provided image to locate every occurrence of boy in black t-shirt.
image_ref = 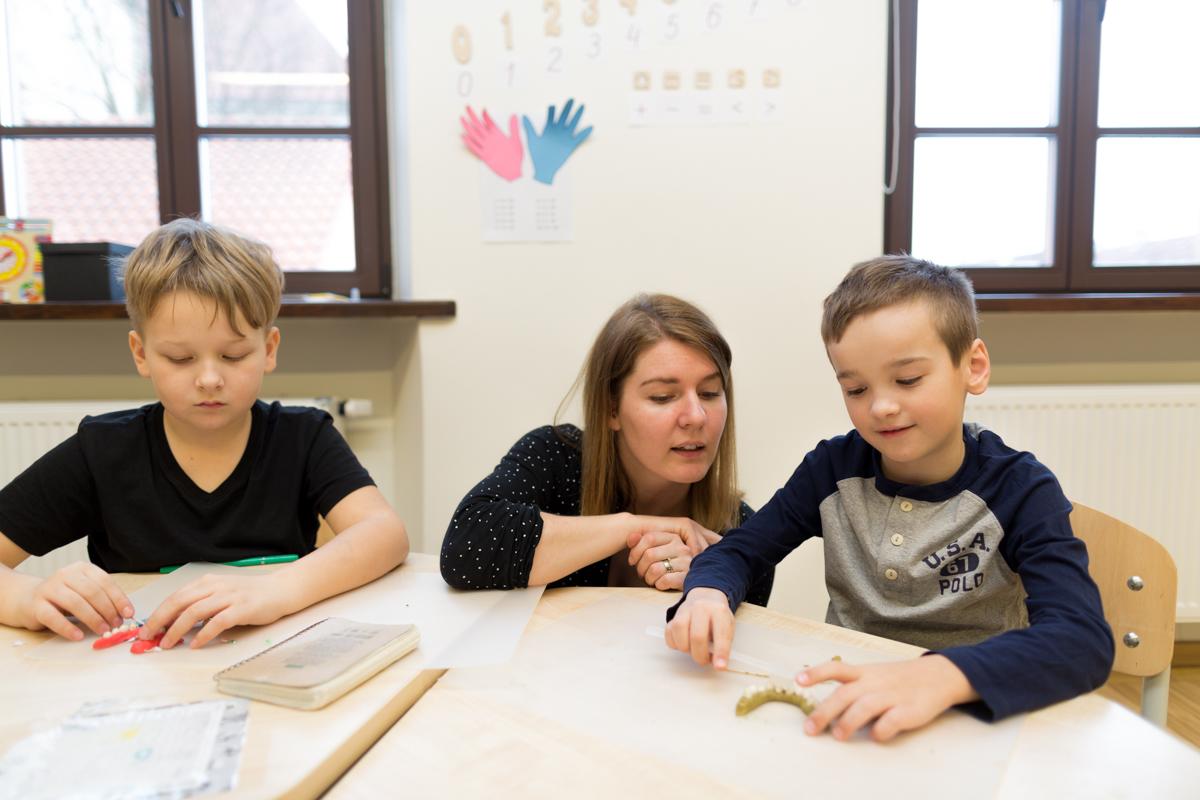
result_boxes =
[0,219,409,650]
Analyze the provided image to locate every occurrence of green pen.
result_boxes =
[159,554,299,573]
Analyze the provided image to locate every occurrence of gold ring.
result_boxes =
[663,557,674,573]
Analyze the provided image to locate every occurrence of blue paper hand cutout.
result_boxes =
[521,98,593,185]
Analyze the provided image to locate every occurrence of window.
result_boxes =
[0,0,390,295]
[884,0,1200,293]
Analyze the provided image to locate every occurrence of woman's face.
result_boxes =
[608,339,728,497]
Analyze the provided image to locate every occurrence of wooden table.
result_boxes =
[0,553,446,800]
[325,587,1200,799]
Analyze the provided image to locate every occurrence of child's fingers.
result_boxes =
[831,692,891,742]
[43,584,110,636]
[190,608,238,650]
[709,609,733,670]
[687,610,713,666]
[74,563,132,618]
[32,601,85,641]
[797,659,860,686]
[665,611,690,653]
[805,681,866,737]
[140,584,213,641]
[70,571,125,630]
[870,705,914,743]
[159,595,225,649]
[89,568,134,620]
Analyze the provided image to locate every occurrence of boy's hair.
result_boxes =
[562,293,742,534]
[821,254,979,364]
[123,218,284,334]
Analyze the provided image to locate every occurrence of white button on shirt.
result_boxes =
[899,500,914,512]
[891,533,904,546]
[884,568,899,580]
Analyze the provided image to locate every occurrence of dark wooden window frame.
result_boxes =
[884,0,1200,294]
[0,0,391,296]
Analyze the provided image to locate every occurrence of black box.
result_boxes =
[42,242,134,302]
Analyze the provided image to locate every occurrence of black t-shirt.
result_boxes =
[0,401,374,572]
[440,424,774,606]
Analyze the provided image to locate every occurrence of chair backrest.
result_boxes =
[1070,503,1177,678]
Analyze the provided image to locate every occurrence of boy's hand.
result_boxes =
[664,587,735,668]
[17,562,133,640]
[139,572,294,650]
[798,654,978,742]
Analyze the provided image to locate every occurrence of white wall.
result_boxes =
[389,0,889,617]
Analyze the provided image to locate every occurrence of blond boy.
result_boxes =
[0,219,408,649]
[666,255,1112,740]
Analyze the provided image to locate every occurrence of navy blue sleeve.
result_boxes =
[440,426,578,590]
[937,470,1114,720]
[737,501,776,607]
[671,446,829,618]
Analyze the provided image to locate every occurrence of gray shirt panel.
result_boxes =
[821,476,1028,650]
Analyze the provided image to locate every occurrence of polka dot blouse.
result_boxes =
[439,424,774,606]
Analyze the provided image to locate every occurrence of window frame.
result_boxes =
[0,0,392,297]
[884,0,1200,293]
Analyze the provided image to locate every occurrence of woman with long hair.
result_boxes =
[440,294,773,603]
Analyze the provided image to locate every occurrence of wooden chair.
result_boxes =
[1070,502,1177,726]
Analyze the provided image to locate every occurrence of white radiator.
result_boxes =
[0,398,343,577]
[966,384,1200,624]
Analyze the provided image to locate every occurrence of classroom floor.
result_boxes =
[1096,666,1200,749]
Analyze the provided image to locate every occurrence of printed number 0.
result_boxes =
[451,25,472,64]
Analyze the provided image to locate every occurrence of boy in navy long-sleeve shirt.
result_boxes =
[665,255,1112,741]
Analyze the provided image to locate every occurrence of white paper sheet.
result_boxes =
[27,564,543,671]
[479,167,573,242]
[439,595,1024,799]
[0,699,247,800]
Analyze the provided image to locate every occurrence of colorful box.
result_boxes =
[0,218,53,304]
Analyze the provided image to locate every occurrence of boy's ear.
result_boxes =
[263,326,281,374]
[128,330,151,378]
[964,338,990,396]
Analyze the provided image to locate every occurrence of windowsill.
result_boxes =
[977,293,1200,312]
[0,298,457,320]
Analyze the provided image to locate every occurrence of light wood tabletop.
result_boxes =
[0,553,446,800]
[325,586,1200,800]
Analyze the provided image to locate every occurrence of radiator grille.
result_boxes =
[967,384,1200,622]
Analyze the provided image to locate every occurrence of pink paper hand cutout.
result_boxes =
[460,106,524,182]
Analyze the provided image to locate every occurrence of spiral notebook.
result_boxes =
[213,618,420,710]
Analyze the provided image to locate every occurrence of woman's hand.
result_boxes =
[626,517,722,590]
[13,561,133,640]
[626,531,691,589]
[631,515,720,556]
[138,571,297,650]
